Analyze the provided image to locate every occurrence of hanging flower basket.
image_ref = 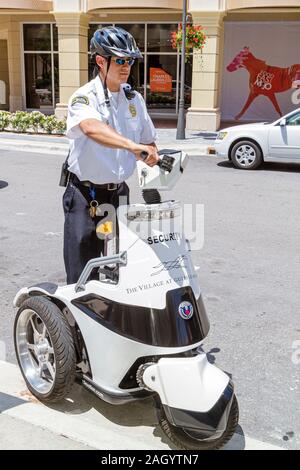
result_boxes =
[171,24,206,62]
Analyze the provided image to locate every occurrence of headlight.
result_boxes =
[217,132,228,140]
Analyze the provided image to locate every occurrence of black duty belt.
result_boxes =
[69,172,120,191]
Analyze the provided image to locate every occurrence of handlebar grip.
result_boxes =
[140,151,175,173]
[141,151,162,168]
[140,151,149,161]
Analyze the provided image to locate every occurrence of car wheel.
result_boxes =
[231,140,263,170]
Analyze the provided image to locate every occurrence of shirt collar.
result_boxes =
[94,75,128,105]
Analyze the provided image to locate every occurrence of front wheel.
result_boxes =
[159,395,239,450]
[14,296,76,403]
[231,140,263,170]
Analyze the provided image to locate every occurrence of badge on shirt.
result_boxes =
[129,104,137,118]
[71,95,90,107]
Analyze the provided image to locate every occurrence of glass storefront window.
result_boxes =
[147,24,177,53]
[25,53,52,108]
[53,24,58,52]
[24,24,59,109]
[115,24,145,52]
[147,55,177,110]
[24,24,51,51]
[88,59,96,82]
[182,58,192,109]
[129,58,145,96]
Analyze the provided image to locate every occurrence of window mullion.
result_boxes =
[50,24,55,108]
[144,23,147,103]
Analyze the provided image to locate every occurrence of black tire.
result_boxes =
[14,296,76,403]
[159,395,239,450]
[231,140,263,170]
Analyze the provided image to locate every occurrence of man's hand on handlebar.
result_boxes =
[130,143,160,167]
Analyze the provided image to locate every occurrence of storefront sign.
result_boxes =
[150,67,172,93]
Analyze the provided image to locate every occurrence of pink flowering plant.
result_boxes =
[171,23,206,60]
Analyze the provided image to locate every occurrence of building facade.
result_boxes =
[0,0,300,130]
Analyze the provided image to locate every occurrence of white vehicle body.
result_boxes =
[215,108,300,164]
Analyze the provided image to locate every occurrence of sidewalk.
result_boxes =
[0,360,283,451]
[0,130,216,156]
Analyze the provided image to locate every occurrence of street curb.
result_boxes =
[0,141,69,156]
[0,140,210,157]
[0,131,212,157]
[0,361,284,451]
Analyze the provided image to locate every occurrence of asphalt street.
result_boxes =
[0,148,299,449]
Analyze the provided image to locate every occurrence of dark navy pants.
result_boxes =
[63,181,129,284]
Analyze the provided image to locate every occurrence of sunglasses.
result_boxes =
[112,58,135,66]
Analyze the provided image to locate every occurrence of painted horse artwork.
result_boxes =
[227,47,300,120]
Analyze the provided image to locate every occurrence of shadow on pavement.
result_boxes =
[0,392,27,412]
[45,382,178,449]
[0,180,8,189]
[260,162,300,173]
[217,161,233,168]
[217,160,300,173]
[42,381,244,450]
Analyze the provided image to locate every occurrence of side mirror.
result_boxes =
[280,118,286,127]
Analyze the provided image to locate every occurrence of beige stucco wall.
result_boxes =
[54,12,89,118]
[0,1,52,10]
[88,11,181,22]
[87,0,182,10]
[227,0,300,9]
[186,11,225,131]
[3,0,300,13]
[0,16,23,111]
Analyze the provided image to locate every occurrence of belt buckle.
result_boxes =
[107,183,118,191]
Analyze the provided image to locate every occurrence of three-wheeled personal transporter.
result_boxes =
[13,150,238,450]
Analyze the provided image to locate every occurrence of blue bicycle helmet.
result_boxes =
[90,26,143,59]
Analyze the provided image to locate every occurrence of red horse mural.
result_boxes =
[227,47,300,120]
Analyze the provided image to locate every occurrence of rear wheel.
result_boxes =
[159,395,239,450]
[231,140,263,170]
[14,296,76,403]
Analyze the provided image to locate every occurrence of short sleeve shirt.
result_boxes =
[66,76,157,184]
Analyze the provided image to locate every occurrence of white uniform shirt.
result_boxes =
[66,76,157,184]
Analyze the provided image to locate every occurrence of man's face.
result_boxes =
[96,56,133,90]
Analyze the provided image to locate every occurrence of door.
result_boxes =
[268,110,300,159]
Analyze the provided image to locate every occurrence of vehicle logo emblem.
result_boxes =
[178,301,194,320]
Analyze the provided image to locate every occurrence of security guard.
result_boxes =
[64,26,159,284]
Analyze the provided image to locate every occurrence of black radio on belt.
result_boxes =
[59,151,70,187]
